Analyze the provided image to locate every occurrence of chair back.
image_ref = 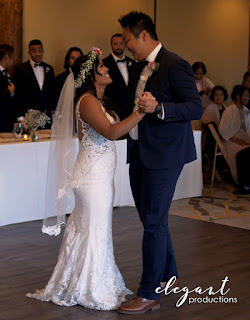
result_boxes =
[208,123,230,164]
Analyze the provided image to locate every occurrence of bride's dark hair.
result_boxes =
[72,55,114,111]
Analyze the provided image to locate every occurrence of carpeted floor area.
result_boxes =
[170,175,250,230]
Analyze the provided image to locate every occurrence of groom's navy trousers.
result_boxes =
[129,141,183,300]
[127,46,203,300]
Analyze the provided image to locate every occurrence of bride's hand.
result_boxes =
[141,91,156,100]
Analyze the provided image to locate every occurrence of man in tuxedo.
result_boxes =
[102,34,135,120]
[117,12,203,314]
[14,39,56,127]
[0,44,15,132]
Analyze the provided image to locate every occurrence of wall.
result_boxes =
[23,0,154,75]
[157,0,249,99]
[23,0,249,98]
[0,0,23,65]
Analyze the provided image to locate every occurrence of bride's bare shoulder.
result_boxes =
[79,94,100,109]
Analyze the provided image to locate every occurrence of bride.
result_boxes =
[26,48,145,310]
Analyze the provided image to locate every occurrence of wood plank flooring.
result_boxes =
[0,207,249,320]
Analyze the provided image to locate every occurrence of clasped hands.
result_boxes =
[137,92,158,114]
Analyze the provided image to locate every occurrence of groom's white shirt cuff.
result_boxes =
[157,103,165,120]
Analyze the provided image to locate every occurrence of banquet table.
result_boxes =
[0,131,202,227]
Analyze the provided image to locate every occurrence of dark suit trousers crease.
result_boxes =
[129,141,183,300]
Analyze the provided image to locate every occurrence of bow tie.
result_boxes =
[117,59,126,63]
[34,62,44,67]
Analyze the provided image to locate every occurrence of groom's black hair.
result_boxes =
[118,11,158,41]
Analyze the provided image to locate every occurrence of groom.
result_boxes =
[117,11,203,314]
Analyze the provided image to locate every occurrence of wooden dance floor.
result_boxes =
[1,207,249,320]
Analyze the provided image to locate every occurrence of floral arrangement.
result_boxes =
[23,109,51,130]
[148,61,160,76]
[75,47,102,88]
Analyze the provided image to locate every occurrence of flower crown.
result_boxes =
[75,47,102,88]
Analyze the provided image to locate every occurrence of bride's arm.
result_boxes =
[79,95,145,141]
[113,113,128,140]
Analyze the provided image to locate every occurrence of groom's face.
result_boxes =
[122,28,146,61]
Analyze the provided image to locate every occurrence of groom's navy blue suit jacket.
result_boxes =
[127,46,203,169]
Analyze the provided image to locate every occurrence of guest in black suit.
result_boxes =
[0,44,15,132]
[56,46,83,101]
[117,12,203,314]
[242,71,250,110]
[102,34,135,120]
[14,40,56,127]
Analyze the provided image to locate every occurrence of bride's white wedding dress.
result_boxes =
[26,94,132,310]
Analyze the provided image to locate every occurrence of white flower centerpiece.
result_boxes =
[23,109,51,141]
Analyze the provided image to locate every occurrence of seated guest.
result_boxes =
[219,85,250,194]
[56,46,83,100]
[242,71,250,110]
[0,44,15,132]
[14,39,56,127]
[202,86,228,161]
[192,61,214,130]
[102,33,135,120]
[202,85,228,127]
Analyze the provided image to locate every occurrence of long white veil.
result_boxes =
[42,72,79,236]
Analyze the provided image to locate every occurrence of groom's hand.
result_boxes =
[138,92,158,113]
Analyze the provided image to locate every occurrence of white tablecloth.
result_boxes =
[0,132,202,226]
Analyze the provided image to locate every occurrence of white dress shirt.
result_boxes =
[17,60,45,121]
[112,53,129,86]
[129,43,164,140]
[30,58,45,90]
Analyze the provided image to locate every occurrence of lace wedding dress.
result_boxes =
[26,94,132,310]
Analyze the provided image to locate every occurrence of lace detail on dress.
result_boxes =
[41,225,62,237]
[27,93,132,310]
[71,95,116,188]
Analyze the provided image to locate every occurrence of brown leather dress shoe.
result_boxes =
[160,278,179,290]
[117,296,160,314]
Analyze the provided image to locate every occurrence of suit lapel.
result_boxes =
[127,58,135,82]
[27,61,42,91]
[144,47,163,92]
[43,64,49,91]
[0,70,8,82]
